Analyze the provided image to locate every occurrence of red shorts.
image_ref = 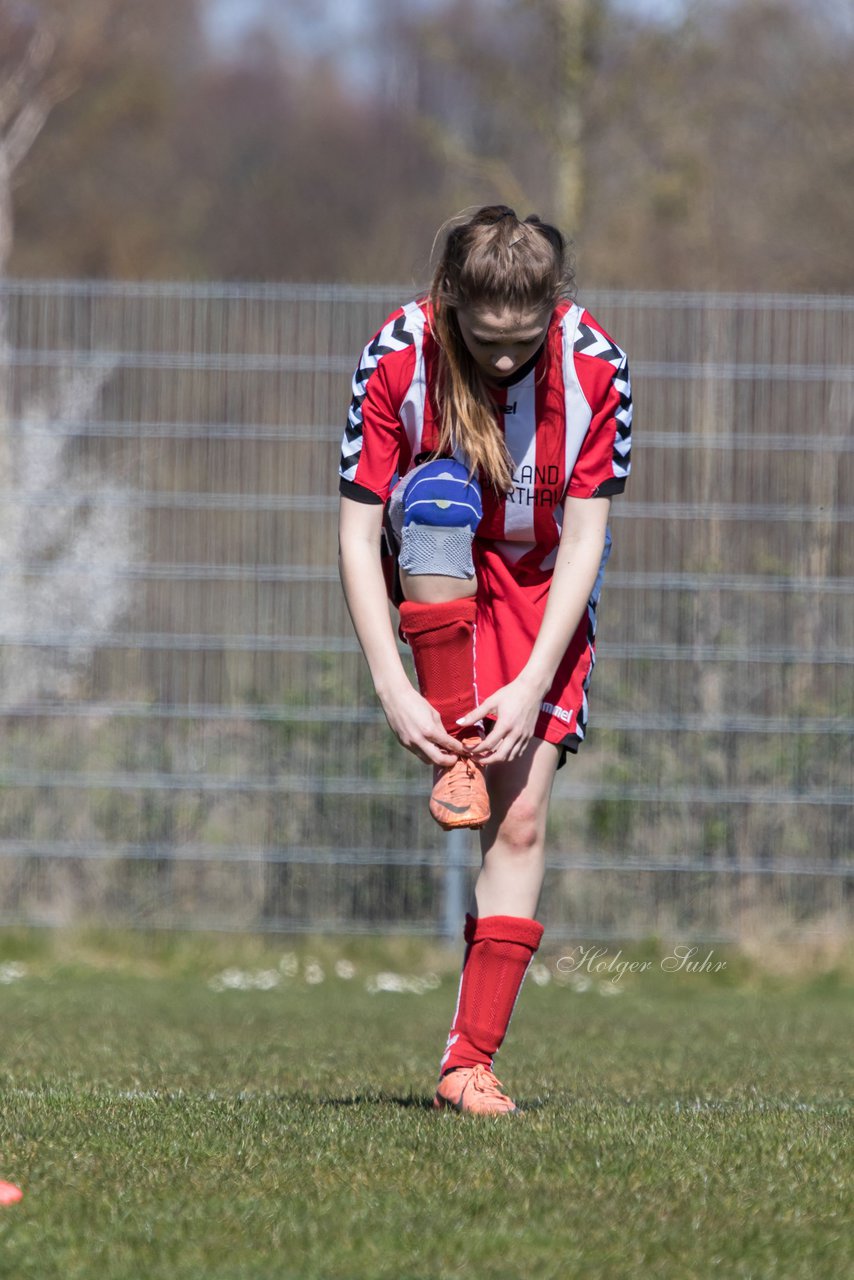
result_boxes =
[471,541,593,759]
[382,514,605,762]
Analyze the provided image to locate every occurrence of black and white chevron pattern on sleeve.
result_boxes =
[339,310,416,483]
[574,320,632,481]
[612,352,632,479]
[574,321,624,366]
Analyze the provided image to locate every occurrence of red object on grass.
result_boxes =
[0,1181,23,1205]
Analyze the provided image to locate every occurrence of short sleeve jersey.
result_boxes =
[339,297,632,579]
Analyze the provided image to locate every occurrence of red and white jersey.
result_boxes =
[339,297,632,577]
[339,297,633,750]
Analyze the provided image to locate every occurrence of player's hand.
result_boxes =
[379,682,464,767]
[456,675,543,764]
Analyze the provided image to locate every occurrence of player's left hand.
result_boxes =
[455,675,543,764]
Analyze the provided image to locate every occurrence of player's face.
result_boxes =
[456,303,551,381]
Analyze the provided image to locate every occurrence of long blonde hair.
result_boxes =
[428,205,574,493]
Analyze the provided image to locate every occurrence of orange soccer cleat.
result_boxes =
[433,1064,520,1115]
[429,738,490,830]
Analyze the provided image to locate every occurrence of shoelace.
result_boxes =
[468,1065,512,1101]
[444,756,477,799]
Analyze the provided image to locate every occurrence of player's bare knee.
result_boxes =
[496,794,543,856]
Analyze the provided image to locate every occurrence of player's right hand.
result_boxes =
[379,683,463,767]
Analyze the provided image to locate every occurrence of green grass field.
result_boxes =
[0,929,852,1280]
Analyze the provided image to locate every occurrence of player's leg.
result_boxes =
[391,460,488,829]
[433,739,558,1114]
[472,735,559,918]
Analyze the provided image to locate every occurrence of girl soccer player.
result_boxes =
[338,205,632,1114]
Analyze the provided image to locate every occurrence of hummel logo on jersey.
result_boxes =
[499,401,517,415]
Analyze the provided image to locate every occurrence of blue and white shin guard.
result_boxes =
[388,458,483,579]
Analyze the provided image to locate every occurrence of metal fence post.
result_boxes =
[443,828,470,939]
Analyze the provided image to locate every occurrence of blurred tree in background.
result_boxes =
[2,0,853,289]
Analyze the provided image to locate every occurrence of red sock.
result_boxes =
[439,913,544,1075]
[398,597,477,736]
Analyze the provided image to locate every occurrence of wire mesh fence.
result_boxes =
[0,279,851,940]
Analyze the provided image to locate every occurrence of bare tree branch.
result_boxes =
[0,11,76,275]
[4,92,51,173]
[416,115,532,212]
[0,151,12,273]
[0,26,55,131]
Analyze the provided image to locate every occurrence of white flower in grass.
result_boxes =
[279,953,299,978]
[529,963,551,987]
[599,981,623,997]
[304,961,325,985]
[209,968,247,991]
[366,972,399,994]
[334,959,356,980]
[0,962,26,984]
[253,970,281,990]
[571,974,592,993]
[366,971,440,995]
[209,967,281,991]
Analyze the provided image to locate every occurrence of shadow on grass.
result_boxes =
[318,1092,548,1112]
[319,1093,435,1110]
